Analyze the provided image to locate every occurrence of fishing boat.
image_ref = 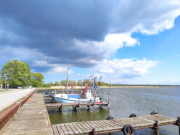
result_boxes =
[54,84,101,103]
[54,70,101,103]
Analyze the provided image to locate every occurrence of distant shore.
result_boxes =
[37,85,180,90]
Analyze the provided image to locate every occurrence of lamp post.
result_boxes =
[0,75,2,92]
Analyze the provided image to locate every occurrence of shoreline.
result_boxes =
[36,85,180,90]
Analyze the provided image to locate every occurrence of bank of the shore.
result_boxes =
[37,85,180,90]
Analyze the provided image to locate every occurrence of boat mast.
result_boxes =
[66,68,69,94]
[108,82,111,104]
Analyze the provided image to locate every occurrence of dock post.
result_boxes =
[61,104,63,112]
[78,103,80,112]
[58,105,62,112]
[58,107,60,112]
[154,120,159,135]
[87,105,90,110]
[92,128,96,135]
[177,117,180,135]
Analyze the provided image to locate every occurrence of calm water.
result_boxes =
[45,87,180,135]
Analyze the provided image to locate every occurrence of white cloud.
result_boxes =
[74,33,140,59]
[48,67,69,74]
[0,46,49,61]
[113,0,180,35]
[91,58,159,83]
[33,60,73,74]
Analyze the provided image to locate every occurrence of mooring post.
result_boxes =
[58,106,60,112]
[78,103,80,112]
[92,128,96,135]
[87,105,90,110]
[177,117,180,135]
[154,120,159,135]
[61,104,63,112]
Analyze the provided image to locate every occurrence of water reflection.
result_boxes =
[48,108,110,124]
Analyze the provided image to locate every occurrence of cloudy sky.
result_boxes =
[0,0,180,84]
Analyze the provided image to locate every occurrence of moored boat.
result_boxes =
[54,69,103,103]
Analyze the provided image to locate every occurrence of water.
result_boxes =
[45,87,180,135]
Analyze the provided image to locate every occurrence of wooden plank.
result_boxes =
[68,123,80,135]
[79,122,91,132]
[84,121,95,130]
[76,122,88,133]
[56,124,65,135]
[104,120,123,133]
[102,120,118,128]
[71,122,84,134]
[52,125,60,135]
[99,120,116,130]
[88,121,98,129]
[107,119,124,128]
[88,121,103,132]
[81,122,94,131]
[94,121,109,132]
[60,124,69,135]
[64,124,74,135]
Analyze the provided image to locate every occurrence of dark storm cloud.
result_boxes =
[0,0,119,69]
[0,0,179,72]
[0,0,116,41]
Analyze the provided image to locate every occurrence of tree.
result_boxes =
[1,60,32,88]
[32,81,40,87]
[83,79,92,86]
[32,72,44,87]
[77,80,81,86]
[33,72,44,82]
[48,82,54,87]
[54,81,60,86]
[61,80,66,86]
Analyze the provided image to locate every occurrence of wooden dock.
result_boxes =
[52,114,180,135]
[46,102,108,108]
[46,102,108,111]
[0,93,53,135]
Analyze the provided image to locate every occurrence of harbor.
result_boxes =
[1,0,180,134]
[0,87,180,135]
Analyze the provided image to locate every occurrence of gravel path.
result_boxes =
[0,88,35,112]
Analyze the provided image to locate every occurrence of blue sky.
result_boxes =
[0,0,180,84]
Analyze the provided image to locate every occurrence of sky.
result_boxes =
[0,0,180,84]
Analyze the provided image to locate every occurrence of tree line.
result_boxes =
[0,60,44,88]
[45,79,109,87]
[0,60,111,89]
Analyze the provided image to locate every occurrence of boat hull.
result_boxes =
[54,97,91,103]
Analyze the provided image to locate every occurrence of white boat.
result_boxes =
[54,87,101,103]
[54,70,102,103]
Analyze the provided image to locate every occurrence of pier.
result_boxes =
[52,114,180,135]
[46,102,108,111]
[0,93,53,135]
[1,91,180,135]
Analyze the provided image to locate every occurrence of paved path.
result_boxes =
[0,93,53,135]
[0,88,35,112]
